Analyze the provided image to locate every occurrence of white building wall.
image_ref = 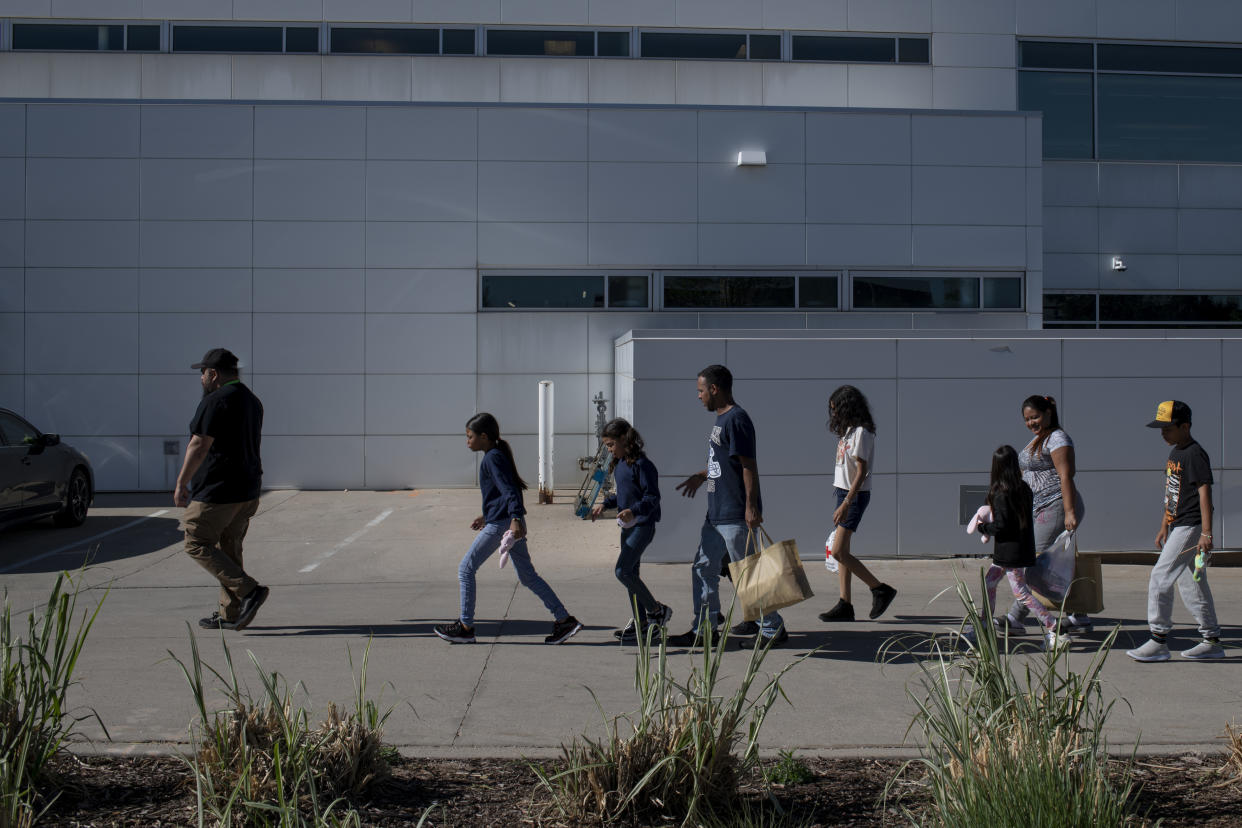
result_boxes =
[621,329,1240,561]
[1,101,1038,491]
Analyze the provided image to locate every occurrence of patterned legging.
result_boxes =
[986,564,1055,629]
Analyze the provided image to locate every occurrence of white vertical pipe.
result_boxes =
[537,380,554,503]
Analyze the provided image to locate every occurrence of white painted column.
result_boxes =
[537,380,554,503]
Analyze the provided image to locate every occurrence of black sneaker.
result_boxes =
[232,585,269,631]
[647,603,674,628]
[546,615,583,644]
[731,620,760,637]
[198,612,237,631]
[434,620,476,643]
[819,599,855,622]
[613,618,637,640]
[869,584,897,620]
[761,626,790,648]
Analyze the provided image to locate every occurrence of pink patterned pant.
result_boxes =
[985,564,1055,629]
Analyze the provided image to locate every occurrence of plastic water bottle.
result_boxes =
[825,530,839,573]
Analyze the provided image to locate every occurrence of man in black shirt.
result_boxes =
[175,348,269,631]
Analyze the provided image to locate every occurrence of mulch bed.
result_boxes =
[34,752,1242,826]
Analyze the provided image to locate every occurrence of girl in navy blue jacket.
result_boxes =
[434,413,582,645]
[590,418,671,642]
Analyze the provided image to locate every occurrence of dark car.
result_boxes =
[0,408,94,530]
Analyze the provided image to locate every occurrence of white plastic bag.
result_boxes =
[1029,529,1076,598]
[824,529,839,573]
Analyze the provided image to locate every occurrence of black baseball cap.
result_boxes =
[1146,400,1191,428]
[191,348,239,371]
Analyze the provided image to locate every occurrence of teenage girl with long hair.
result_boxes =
[975,445,1070,651]
[434,413,582,645]
[819,385,898,622]
[590,418,672,642]
[998,394,1091,634]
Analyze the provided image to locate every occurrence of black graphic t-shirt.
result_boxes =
[705,405,760,525]
[1164,439,1213,528]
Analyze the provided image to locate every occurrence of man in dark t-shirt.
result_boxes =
[174,348,269,632]
[670,364,787,647]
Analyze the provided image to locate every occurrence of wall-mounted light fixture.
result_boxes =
[1111,256,1127,272]
[736,150,767,166]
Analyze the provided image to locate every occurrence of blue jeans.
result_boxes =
[692,521,784,638]
[615,524,659,623]
[457,521,567,627]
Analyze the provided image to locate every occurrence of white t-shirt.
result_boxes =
[834,426,874,491]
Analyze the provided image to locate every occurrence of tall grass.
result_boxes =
[168,628,397,826]
[534,620,806,827]
[0,571,108,828]
[885,575,1145,828]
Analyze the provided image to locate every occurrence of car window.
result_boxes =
[0,412,39,447]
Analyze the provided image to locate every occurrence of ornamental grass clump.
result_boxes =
[1216,721,1242,788]
[0,571,107,828]
[534,618,806,827]
[169,628,397,827]
[885,576,1146,828]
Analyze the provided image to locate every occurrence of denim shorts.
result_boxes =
[834,487,870,532]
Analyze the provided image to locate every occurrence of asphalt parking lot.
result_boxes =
[1,489,1239,758]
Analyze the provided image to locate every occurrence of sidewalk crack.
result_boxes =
[451,580,519,745]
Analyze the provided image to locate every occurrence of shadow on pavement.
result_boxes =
[1,515,183,574]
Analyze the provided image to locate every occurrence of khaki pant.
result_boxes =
[183,499,260,621]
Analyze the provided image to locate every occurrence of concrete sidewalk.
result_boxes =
[1,489,1239,759]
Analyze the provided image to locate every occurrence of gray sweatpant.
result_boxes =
[1148,524,1219,639]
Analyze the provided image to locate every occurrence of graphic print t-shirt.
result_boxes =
[706,405,760,525]
[1019,429,1073,511]
[1163,439,1213,528]
[833,427,875,491]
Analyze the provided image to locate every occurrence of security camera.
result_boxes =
[1111,256,1126,272]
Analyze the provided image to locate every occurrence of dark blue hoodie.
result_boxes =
[480,447,525,524]
[603,455,661,523]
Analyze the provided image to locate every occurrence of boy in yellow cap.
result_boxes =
[1126,401,1224,662]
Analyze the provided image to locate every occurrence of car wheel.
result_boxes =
[53,469,90,528]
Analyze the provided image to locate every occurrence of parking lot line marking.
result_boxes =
[298,508,394,574]
[0,509,171,574]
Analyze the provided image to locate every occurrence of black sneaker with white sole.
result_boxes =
[613,618,637,640]
[869,583,897,619]
[434,620,476,643]
[761,626,790,648]
[647,603,674,628]
[199,612,237,631]
[232,585,269,631]
[731,620,760,637]
[546,615,583,644]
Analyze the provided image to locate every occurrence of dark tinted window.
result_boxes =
[1098,74,1242,162]
[487,29,595,56]
[663,274,795,308]
[792,35,894,62]
[285,26,319,53]
[13,23,124,51]
[898,37,930,63]
[126,24,160,51]
[481,274,605,309]
[642,32,748,60]
[1018,71,1093,159]
[597,31,630,57]
[442,28,475,55]
[0,412,39,446]
[1043,293,1096,323]
[174,25,283,52]
[608,275,649,308]
[749,34,781,60]
[984,277,1023,309]
[1099,43,1242,75]
[1019,41,1093,70]
[330,27,438,54]
[1100,294,1242,323]
[799,276,839,308]
[853,276,980,309]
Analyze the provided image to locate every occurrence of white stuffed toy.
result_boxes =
[966,504,993,542]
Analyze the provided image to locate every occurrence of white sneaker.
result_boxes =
[1065,613,1094,633]
[1181,640,1225,660]
[1126,638,1171,662]
[993,614,1026,635]
[1044,629,1072,651]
